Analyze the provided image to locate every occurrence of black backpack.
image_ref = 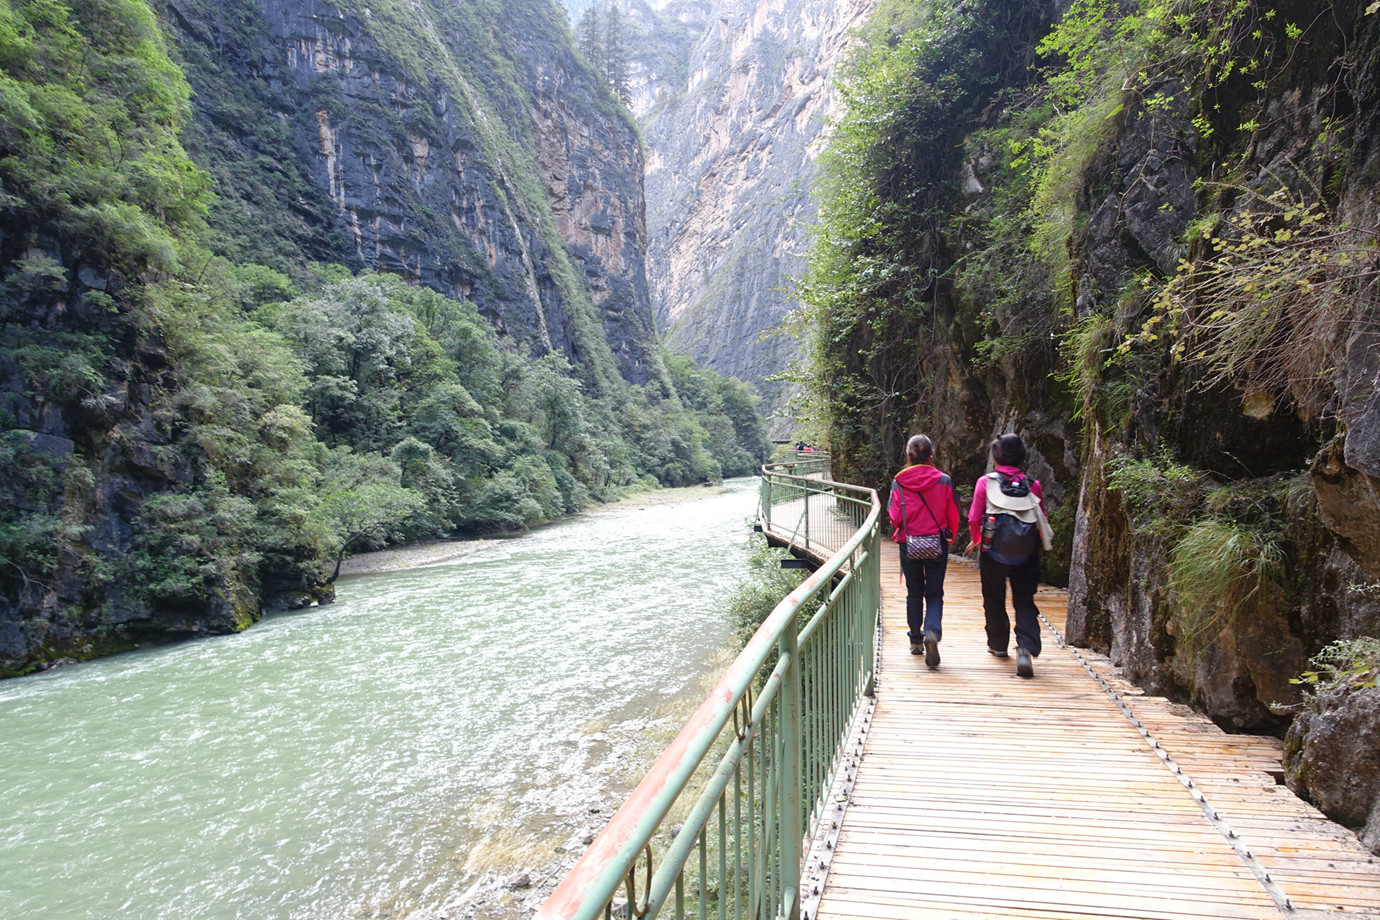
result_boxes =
[984,473,1040,564]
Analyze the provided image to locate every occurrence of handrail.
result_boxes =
[759,456,868,564]
[537,459,880,920]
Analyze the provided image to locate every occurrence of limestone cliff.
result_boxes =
[164,0,659,389]
[637,0,877,433]
[1061,2,1380,737]
[0,0,668,676]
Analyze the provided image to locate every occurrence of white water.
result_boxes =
[0,478,759,919]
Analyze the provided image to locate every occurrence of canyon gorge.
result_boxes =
[2,0,1379,856]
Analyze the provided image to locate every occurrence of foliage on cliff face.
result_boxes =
[0,0,206,271]
[795,0,1062,490]
[802,0,1377,460]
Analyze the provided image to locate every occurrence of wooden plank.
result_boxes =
[817,886,1281,920]
[812,555,1380,919]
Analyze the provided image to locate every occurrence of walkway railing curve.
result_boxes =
[536,459,881,920]
[757,455,868,564]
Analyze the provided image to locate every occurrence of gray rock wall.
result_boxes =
[1285,686,1380,853]
[637,0,879,432]
[0,266,284,675]
[1065,3,1380,744]
[165,0,657,388]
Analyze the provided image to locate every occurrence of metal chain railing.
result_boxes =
[536,458,880,920]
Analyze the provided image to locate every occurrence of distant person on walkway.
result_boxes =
[964,433,1053,679]
[888,435,961,669]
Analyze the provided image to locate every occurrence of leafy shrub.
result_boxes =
[0,430,64,589]
[1167,517,1284,658]
[1106,451,1208,537]
[728,533,807,646]
[1121,185,1379,419]
[123,475,259,606]
[1292,637,1380,699]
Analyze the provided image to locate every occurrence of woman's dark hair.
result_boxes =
[990,433,1026,467]
[905,434,934,465]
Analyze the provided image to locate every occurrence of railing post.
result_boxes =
[862,528,879,697]
[761,473,773,532]
[779,624,802,920]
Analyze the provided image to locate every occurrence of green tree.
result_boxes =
[665,353,770,477]
[577,2,605,74]
[270,275,430,452]
[797,0,1059,483]
[0,429,65,597]
[314,449,425,580]
[123,475,259,623]
[408,383,503,476]
[604,3,630,103]
[155,273,334,599]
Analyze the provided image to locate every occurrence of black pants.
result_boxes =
[978,551,1042,656]
[899,546,947,642]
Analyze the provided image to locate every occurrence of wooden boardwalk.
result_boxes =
[812,551,1380,920]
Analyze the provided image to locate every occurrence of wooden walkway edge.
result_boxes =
[813,552,1380,920]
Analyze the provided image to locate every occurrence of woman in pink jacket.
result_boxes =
[888,435,962,669]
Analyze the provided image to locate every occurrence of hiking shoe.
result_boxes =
[987,647,1009,659]
[910,642,923,655]
[924,631,940,669]
[1016,647,1034,679]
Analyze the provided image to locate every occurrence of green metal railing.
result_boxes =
[536,461,880,920]
[758,456,867,563]
[776,449,831,479]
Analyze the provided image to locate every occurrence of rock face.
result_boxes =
[0,285,274,672]
[1313,10,1380,584]
[164,0,657,389]
[1064,2,1380,740]
[636,0,878,431]
[1285,686,1380,853]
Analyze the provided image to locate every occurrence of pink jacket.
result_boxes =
[889,464,961,543]
[967,465,1046,544]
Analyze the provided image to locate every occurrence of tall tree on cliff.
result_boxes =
[605,3,631,103]
[578,3,606,74]
[577,1,630,103]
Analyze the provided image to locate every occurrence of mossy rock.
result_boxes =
[1284,683,1380,854]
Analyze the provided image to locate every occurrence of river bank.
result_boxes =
[339,480,738,577]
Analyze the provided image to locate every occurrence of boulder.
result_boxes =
[1284,685,1380,854]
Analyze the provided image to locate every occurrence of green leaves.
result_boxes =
[664,353,770,478]
[799,0,1065,479]
[1291,638,1380,696]
[124,473,260,605]
[1119,185,1376,419]
[0,0,207,274]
